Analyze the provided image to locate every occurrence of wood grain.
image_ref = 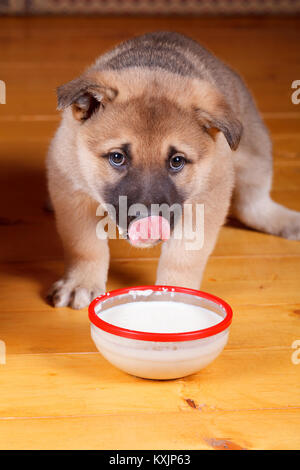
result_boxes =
[0,410,298,450]
[0,15,299,450]
[0,349,299,420]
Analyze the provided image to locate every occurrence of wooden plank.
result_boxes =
[273,135,300,166]
[265,118,300,136]
[0,15,300,451]
[202,256,300,306]
[0,17,300,116]
[1,297,299,354]
[0,255,300,313]
[0,409,299,450]
[180,350,300,412]
[0,353,183,418]
[217,224,300,256]
[271,190,300,212]
[1,62,299,117]
[228,304,300,350]
[0,258,299,354]
[273,166,300,191]
[0,349,298,420]
[1,16,299,64]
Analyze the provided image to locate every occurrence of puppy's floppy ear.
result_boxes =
[194,83,243,151]
[57,75,117,121]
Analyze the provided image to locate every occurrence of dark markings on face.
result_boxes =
[167,146,193,165]
[101,143,132,164]
[103,166,185,235]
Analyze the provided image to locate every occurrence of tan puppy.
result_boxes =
[46,32,300,309]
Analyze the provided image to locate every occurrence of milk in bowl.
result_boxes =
[89,286,232,380]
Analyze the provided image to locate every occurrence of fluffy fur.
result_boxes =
[47,32,300,309]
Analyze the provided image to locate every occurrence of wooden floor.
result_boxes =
[0,16,300,450]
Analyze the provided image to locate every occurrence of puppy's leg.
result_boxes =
[232,140,300,240]
[47,189,109,309]
[156,201,228,289]
[156,237,215,290]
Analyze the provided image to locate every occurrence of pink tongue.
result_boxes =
[128,216,170,245]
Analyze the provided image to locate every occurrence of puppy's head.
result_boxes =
[57,72,242,247]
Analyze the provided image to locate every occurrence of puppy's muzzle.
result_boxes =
[127,215,170,246]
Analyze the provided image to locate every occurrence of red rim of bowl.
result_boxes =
[88,285,233,342]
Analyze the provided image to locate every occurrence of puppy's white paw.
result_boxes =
[279,215,300,240]
[47,279,104,309]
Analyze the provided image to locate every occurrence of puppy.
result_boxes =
[47,31,300,309]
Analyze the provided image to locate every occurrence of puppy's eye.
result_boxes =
[109,151,126,168]
[169,154,186,172]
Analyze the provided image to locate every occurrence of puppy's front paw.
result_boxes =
[279,214,300,240]
[46,279,104,309]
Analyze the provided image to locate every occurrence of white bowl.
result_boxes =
[89,286,233,380]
